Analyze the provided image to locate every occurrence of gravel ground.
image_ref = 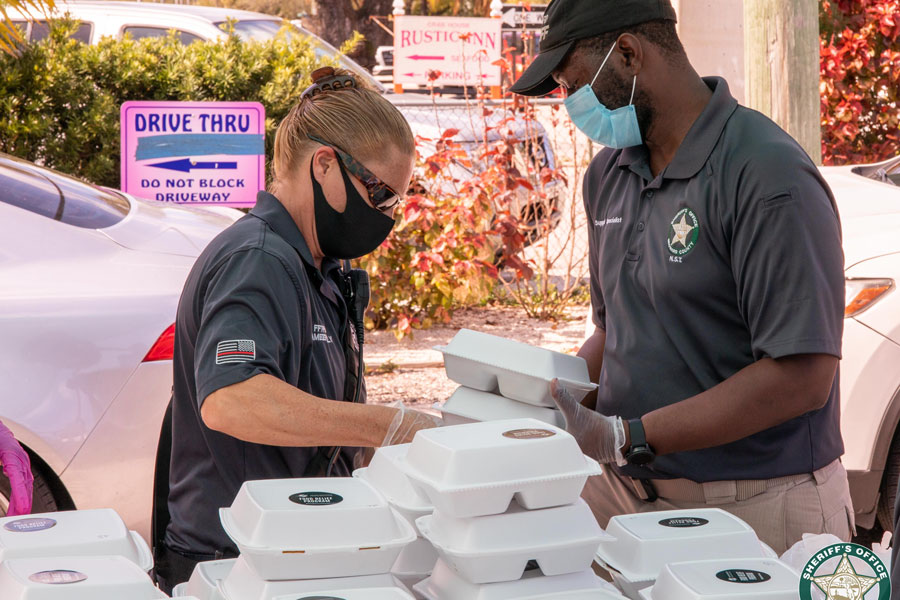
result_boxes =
[363,304,591,412]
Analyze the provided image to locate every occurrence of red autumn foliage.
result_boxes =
[820,0,900,165]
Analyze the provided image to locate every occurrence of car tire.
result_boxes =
[0,463,59,517]
[877,434,900,531]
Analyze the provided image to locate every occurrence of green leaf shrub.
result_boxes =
[0,19,328,186]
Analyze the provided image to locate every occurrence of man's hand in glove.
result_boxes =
[0,421,34,516]
[382,401,441,446]
[550,379,627,466]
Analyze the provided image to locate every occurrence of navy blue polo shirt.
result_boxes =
[165,191,363,556]
[584,77,845,482]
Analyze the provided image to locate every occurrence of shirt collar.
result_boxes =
[249,191,340,275]
[616,77,738,180]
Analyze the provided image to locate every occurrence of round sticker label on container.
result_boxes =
[28,570,88,585]
[658,517,709,528]
[289,492,344,506]
[4,518,57,532]
[715,569,771,584]
[502,428,556,440]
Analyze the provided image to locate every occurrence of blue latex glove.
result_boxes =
[0,421,34,516]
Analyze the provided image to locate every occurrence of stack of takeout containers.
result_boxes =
[179,477,416,600]
[594,509,780,599]
[396,418,626,599]
[0,509,170,599]
[353,443,439,588]
[0,555,170,599]
[433,329,596,427]
[639,558,801,600]
[0,509,153,573]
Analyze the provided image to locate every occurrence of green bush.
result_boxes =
[0,19,333,186]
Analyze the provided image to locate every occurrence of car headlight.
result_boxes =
[845,277,894,318]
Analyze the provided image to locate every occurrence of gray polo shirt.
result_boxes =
[585,77,844,482]
[165,191,363,556]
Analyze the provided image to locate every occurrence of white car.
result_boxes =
[0,153,241,538]
[581,154,900,538]
[827,156,900,536]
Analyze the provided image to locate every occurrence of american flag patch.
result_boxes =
[215,339,256,364]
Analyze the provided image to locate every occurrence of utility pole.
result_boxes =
[743,0,822,164]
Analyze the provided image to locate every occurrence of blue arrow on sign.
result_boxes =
[148,158,238,173]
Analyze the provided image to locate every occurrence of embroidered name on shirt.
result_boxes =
[312,324,333,343]
[594,216,623,227]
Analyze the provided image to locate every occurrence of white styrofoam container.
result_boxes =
[390,536,438,590]
[0,509,153,572]
[219,477,416,580]
[270,592,413,600]
[436,386,566,428]
[595,509,776,596]
[399,418,602,518]
[218,555,413,600]
[0,555,166,599]
[434,329,596,407]
[646,558,800,599]
[417,499,610,584]
[171,559,234,600]
[414,559,628,600]
[353,444,433,534]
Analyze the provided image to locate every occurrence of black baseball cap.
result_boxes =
[510,0,677,96]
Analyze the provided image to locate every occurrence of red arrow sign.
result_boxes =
[409,54,445,60]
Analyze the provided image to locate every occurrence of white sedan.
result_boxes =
[0,153,240,540]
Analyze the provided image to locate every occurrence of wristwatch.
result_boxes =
[625,418,656,466]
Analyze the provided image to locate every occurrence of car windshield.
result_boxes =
[0,157,130,229]
[214,20,386,92]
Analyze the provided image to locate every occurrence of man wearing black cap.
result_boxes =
[516,0,852,553]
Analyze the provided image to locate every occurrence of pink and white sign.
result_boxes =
[394,16,502,87]
[121,101,265,207]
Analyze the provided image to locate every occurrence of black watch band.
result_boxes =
[625,418,656,466]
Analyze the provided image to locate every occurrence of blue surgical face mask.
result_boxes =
[564,43,643,148]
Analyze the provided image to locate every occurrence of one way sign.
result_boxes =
[501,4,547,30]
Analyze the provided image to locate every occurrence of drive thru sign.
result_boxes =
[394,16,502,87]
[121,101,265,207]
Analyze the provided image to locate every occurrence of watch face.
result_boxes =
[629,447,655,466]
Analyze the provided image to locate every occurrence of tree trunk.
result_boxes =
[311,0,394,69]
[743,0,822,164]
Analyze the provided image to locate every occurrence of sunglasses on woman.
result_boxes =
[307,135,402,212]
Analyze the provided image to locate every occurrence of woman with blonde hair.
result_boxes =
[155,67,435,592]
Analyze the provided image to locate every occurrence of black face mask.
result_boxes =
[310,158,395,260]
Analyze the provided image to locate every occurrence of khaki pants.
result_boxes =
[582,459,855,555]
